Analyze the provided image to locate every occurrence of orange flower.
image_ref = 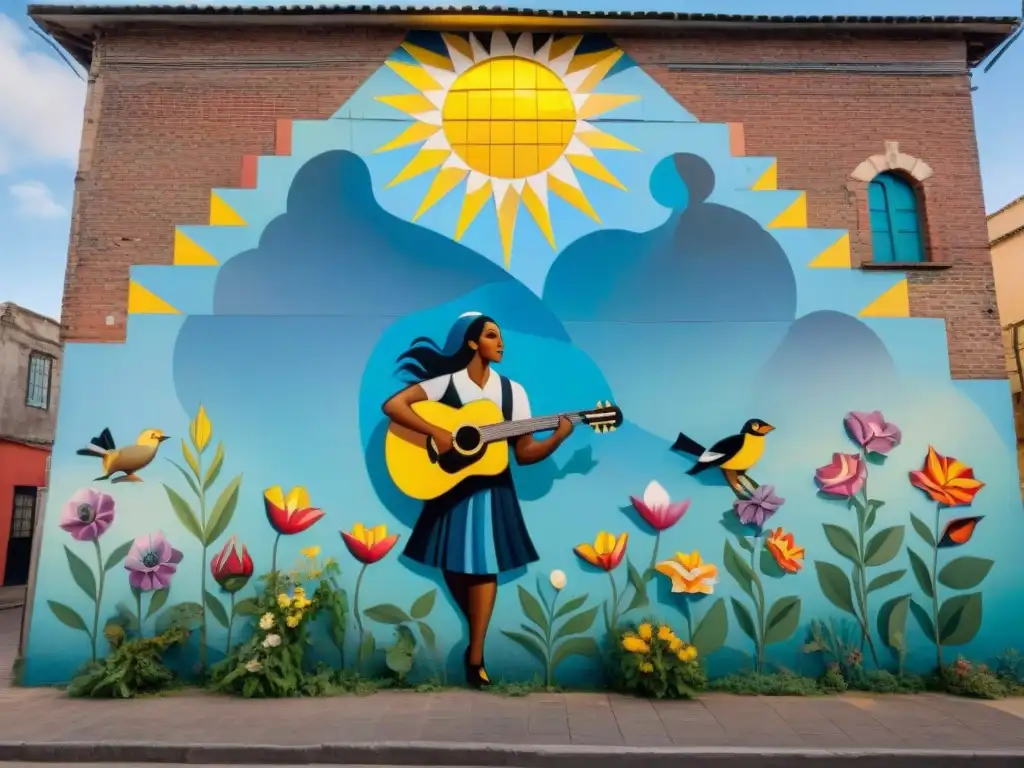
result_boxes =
[341,523,400,565]
[765,528,804,574]
[655,551,718,595]
[264,485,325,535]
[909,446,985,507]
[574,531,628,571]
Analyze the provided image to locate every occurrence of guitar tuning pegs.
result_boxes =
[604,400,611,408]
[608,426,616,432]
[596,400,602,408]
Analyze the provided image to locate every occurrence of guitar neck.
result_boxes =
[479,412,585,443]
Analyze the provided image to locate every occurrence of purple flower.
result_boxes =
[734,485,785,528]
[59,488,115,542]
[844,411,901,455]
[124,531,183,591]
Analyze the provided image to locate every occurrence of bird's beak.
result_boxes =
[761,425,776,434]
[157,435,171,442]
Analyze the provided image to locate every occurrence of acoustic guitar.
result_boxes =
[385,399,624,500]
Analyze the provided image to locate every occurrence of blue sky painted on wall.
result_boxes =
[0,0,1021,319]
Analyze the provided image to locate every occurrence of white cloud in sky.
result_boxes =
[9,180,68,218]
[0,14,87,174]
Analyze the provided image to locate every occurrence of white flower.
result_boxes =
[549,569,567,591]
[262,633,282,649]
[245,658,262,673]
[258,612,274,630]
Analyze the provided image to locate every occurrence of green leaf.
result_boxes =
[359,632,376,666]
[910,514,936,547]
[416,621,436,651]
[690,598,728,656]
[625,560,649,612]
[554,605,598,640]
[502,630,547,667]
[723,540,756,599]
[551,636,599,669]
[204,442,225,491]
[167,460,202,500]
[886,595,911,650]
[47,600,89,633]
[522,623,546,645]
[938,557,994,591]
[867,569,906,593]
[162,484,204,542]
[864,526,905,567]
[909,600,935,641]
[907,548,934,597]
[553,593,587,620]
[730,597,757,642]
[814,561,856,615]
[146,588,170,619]
[155,601,203,634]
[822,524,860,563]
[938,592,983,646]
[204,590,230,627]
[203,474,243,546]
[517,585,549,634]
[363,604,411,624]
[410,589,437,620]
[864,500,884,531]
[736,535,754,553]
[385,646,414,677]
[181,440,201,480]
[234,597,259,616]
[764,596,801,646]
[63,546,97,602]
[103,540,134,572]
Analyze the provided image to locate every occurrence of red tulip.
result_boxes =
[264,485,325,535]
[341,523,400,565]
[210,535,254,593]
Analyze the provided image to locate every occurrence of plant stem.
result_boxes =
[271,533,282,589]
[225,592,235,655]
[607,570,620,633]
[647,531,661,577]
[683,600,694,643]
[91,540,104,662]
[545,590,560,687]
[750,535,766,674]
[354,563,367,670]
[854,493,880,667]
[932,503,943,669]
[197,451,208,671]
[135,590,144,639]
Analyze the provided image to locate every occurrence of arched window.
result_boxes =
[868,172,925,263]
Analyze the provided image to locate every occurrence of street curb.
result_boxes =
[1,741,1024,766]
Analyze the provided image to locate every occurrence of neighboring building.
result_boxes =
[21,7,1024,686]
[0,302,61,587]
[988,196,1024,490]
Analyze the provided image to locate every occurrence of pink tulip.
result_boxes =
[815,452,867,498]
[630,481,690,531]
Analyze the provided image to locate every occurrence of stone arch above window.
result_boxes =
[850,140,933,183]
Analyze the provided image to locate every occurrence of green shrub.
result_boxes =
[66,624,189,699]
[609,620,706,699]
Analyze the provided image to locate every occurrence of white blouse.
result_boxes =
[420,368,531,422]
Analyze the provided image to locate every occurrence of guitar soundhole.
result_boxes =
[454,425,482,454]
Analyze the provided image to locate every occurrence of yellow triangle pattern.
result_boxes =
[859,279,910,318]
[174,230,218,266]
[568,155,626,191]
[809,233,852,268]
[577,94,639,120]
[549,175,600,223]
[768,193,807,229]
[209,192,246,227]
[753,162,777,191]
[401,42,454,71]
[520,184,556,250]
[386,60,442,92]
[549,35,583,60]
[128,281,180,314]
[455,181,493,240]
[413,167,468,221]
[442,33,474,59]
[497,187,520,268]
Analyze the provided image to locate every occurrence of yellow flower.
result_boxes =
[286,614,300,628]
[669,637,683,652]
[657,625,674,642]
[622,635,650,654]
[293,597,310,610]
[680,645,698,662]
[277,593,291,609]
[258,612,275,631]
[308,569,322,579]
[655,550,719,595]
[301,546,321,560]
[640,662,654,674]
[637,623,653,641]
[294,586,305,596]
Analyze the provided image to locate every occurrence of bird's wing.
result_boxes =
[701,434,744,462]
[111,445,152,470]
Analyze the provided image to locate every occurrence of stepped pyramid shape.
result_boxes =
[24,30,1022,687]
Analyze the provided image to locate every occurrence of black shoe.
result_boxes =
[464,649,491,689]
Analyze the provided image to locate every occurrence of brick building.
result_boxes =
[20,8,1024,685]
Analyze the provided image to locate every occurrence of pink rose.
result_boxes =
[815,452,867,498]
[844,411,901,455]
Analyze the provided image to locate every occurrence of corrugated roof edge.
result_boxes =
[27,5,1021,71]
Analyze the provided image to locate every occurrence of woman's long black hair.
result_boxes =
[396,314,496,382]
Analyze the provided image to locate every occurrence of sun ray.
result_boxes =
[468,33,489,61]
[497,187,521,267]
[387,149,451,188]
[442,32,474,61]
[567,154,627,191]
[549,35,583,61]
[375,94,437,118]
[576,94,640,120]
[385,60,442,92]
[401,42,455,71]
[577,50,626,93]
[548,174,601,222]
[455,180,493,240]
[374,122,441,154]
[413,167,469,221]
[566,48,620,75]
[521,181,556,249]
[576,125,640,152]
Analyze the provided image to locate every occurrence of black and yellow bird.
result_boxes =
[671,419,775,498]
[76,427,170,483]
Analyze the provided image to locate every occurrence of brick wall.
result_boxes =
[63,26,1005,379]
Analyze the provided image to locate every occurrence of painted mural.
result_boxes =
[22,30,1024,688]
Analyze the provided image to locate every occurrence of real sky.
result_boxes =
[0,0,1020,319]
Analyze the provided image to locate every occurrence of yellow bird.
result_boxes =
[76,427,170,483]
[671,418,776,498]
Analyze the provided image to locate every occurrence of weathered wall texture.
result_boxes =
[0,302,62,444]
[62,27,1002,379]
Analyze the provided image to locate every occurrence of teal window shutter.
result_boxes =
[868,172,925,263]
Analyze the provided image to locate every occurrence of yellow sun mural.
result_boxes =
[374,31,640,266]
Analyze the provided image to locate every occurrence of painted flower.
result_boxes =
[909,446,985,507]
[573,531,628,571]
[549,569,567,591]
[262,633,281,649]
[844,411,902,455]
[210,536,254,594]
[263,485,325,536]
[655,550,719,595]
[938,516,984,548]
[341,523,400,565]
[638,623,653,641]
[629,480,691,531]
[733,485,785,528]
[678,645,698,662]
[765,528,805,574]
[814,453,867,498]
[300,546,321,560]
[124,531,183,591]
[59,488,115,542]
[622,634,649,654]
[259,613,275,630]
